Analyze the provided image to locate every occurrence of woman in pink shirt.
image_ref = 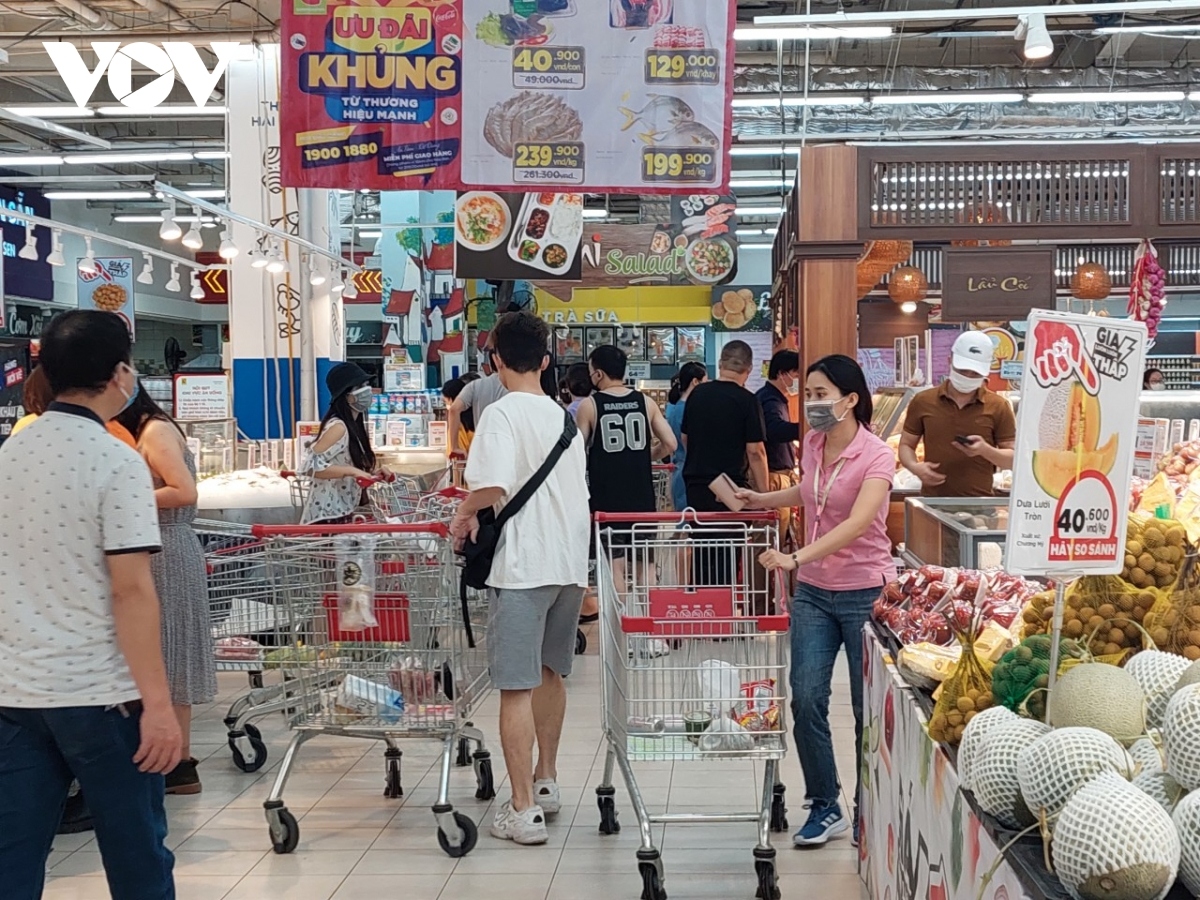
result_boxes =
[737,354,894,849]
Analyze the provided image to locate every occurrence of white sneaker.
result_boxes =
[490,801,548,845]
[534,779,561,817]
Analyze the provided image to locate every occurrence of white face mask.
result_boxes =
[1150,382,1166,391]
[949,370,985,394]
[785,377,800,397]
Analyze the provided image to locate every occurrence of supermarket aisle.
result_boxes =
[41,631,867,900]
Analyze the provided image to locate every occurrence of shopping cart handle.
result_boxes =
[280,469,297,480]
[620,614,791,634]
[356,475,388,488]
[651,463,676,473]
[251,522,451,538]
[594,510,777,524]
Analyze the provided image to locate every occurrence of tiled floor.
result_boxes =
[43,629,869,900]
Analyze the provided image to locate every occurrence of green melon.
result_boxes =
[1048,663,1147,743]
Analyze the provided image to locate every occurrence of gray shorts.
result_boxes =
[487,585,586,690]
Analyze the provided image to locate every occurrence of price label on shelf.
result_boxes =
[512,141,585,184]
[641,147,719,185]
[1048,473,1121,564]
[643,49,721,86]
[512,46,586,89]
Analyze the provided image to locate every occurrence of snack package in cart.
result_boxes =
[335,535,378,632]
[334,674,405,723]
[387,656,440,705]
[734,679,780,733]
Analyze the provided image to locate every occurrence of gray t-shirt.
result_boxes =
[459,373,508,421]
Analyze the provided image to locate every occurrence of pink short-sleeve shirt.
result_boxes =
[797,424,896,591]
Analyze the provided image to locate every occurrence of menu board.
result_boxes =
[454,190,584,280]
[77,258,135,338]
[1005,311,1146,576]
[461,0,734,192]
[281,0,734,192]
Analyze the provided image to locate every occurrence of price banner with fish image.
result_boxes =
[280,0,464,190]
[460,0,735,192]
[1005,310,1147,576]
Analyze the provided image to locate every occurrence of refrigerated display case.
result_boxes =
[180,418,236,479]
[1138,389,1200,432]
[903,496,1009,569]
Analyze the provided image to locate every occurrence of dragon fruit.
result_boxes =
[1129,238,1167,341]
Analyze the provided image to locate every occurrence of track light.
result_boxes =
[343,272,358,300]
[248,247,268,269]
[159,200,182,241]
[17,222,37,261]
[265,243,285,274]
[217,228,238,260]
[165,262,181,292]
[181,215,203,251]
[78,236,97,275]
[308,256,326,286]
[331,271,345,294]
[1017,13,1053,60]
[46,229,64,267]
[189,272,205,300]
[137,252,154,285]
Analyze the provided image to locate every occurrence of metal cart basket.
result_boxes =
[594,511,790,900]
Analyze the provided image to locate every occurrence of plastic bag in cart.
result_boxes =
[336,535,378,632]
[697,659,741,717]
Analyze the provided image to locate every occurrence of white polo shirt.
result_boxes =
[0,403,161,708]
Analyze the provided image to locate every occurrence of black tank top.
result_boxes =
[587,389,656,513]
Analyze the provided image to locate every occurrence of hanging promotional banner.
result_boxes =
[280,0,464,189]
[78,258,135,338]
[1005,310,1147,576]
[279,0,735,192]
[454,190,584,280]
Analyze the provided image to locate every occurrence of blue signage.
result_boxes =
[0,185,53,302]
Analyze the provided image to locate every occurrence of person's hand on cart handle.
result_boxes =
[376,467,395,482]
[449,450,467,461]
[133,702,183,775]
[759,548,799,572]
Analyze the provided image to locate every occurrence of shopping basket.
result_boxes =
[249,521,493,857]
[593,510,790,900]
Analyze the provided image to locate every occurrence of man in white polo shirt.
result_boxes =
[0,309,181,900]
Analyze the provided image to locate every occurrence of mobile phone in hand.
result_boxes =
[709,473,746,512]
[953,435,974,446]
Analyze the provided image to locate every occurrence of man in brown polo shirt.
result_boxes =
[898,331,1016,497]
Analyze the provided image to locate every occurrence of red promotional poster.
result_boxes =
[281,0,464,190]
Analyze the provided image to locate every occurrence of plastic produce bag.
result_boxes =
[1147,551,1200,660]
[336,535,378,632]
[991,634,1085,719]
[697,659,741,717]
[928,625,994,746]
[698,716,756,755]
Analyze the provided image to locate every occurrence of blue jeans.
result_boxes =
[0,704,175,900]
[789,582,878,815]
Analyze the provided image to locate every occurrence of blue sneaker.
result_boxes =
[793,803,849,846]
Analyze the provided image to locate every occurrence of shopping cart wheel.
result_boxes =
[597,792,620,835]
[456,736,473,767]
[473,751,496,801]
[769,784,788,833]
[637,855,667,900]
[754,859,780,900]
[436,811,478,858]
[575,629,587,655]
[228,727,268,773]
[266,806,299,855]
[384,749,403,799]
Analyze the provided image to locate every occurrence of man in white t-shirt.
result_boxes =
[0,310,182,899]
[450,311,589,846]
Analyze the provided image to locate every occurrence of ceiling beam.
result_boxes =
[756,1,1200,25]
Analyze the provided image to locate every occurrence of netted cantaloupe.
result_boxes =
[1171,790,1200,895]
[958,705,1017,793]
[1017,727,1133,822]
[1052,771,1180,900]
[1176,659,1200,693]
[1047,662,1147,743]
[971,718,1051,829]
[1128,739,1184,813]
[1124,650,1191,729]
[1162,683,1200,790]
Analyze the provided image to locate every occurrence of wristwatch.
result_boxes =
[791,552,800,568]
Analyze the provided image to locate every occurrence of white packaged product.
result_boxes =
[335,535,378,632]
[334,674,405,723]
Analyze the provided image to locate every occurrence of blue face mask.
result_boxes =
[118,366,139,414]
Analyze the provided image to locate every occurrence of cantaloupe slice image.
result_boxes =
[1038,379,1103,453]
[1031,433,1118,499]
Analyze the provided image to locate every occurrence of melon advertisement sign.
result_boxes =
[1005,310,1147,576]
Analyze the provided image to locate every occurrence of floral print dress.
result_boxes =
[300,425,361,524]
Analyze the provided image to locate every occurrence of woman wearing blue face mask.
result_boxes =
[735,354,894,850]
[301,362,386,525]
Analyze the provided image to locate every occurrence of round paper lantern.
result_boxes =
[1071,262,1112,301]
[888,266,928,304]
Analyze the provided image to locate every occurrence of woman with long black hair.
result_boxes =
[301,362,386,525]
[736,354,895,849]
[664,361,707,511]
[116,385,216,795]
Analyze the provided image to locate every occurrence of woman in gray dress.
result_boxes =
[118,386,216,794]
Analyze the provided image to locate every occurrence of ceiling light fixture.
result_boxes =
[307,255,326,286]
[343,272,359,300]
[730,178,790,189]
[739,242,775,250]
[900,301,919,314]
[1096,23,1200,34]
[182,188,227,199]
[193,150,231,160]
[1016,13,1054,60]
[189,272,205,300]
[137,252,154,285]
[165,262,181,292]
[1029,90,1187,103]
[119,214,213,225]
[17,222,37,261]
[581,210,609,220]
[78,236,97,275]
[265,243,286,274]
[249,245,269,269]
[181,209,204,250]
[65,151,194,166]
[357,230,382,239]
[159,200,182,241]
[734,205,786,217]
[45,229,65,267]
[729,146,804,157]
[731,94,865,108]
[1,106,94,118]
[96,106,227,117]
[733,25,893,41]
[871,92,1025,105]
[44,190,154,201]
[218,228,238,260]
[0,154,64,166]
[332,273,345,294]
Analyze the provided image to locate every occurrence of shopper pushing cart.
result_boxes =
[593,510,790,900]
